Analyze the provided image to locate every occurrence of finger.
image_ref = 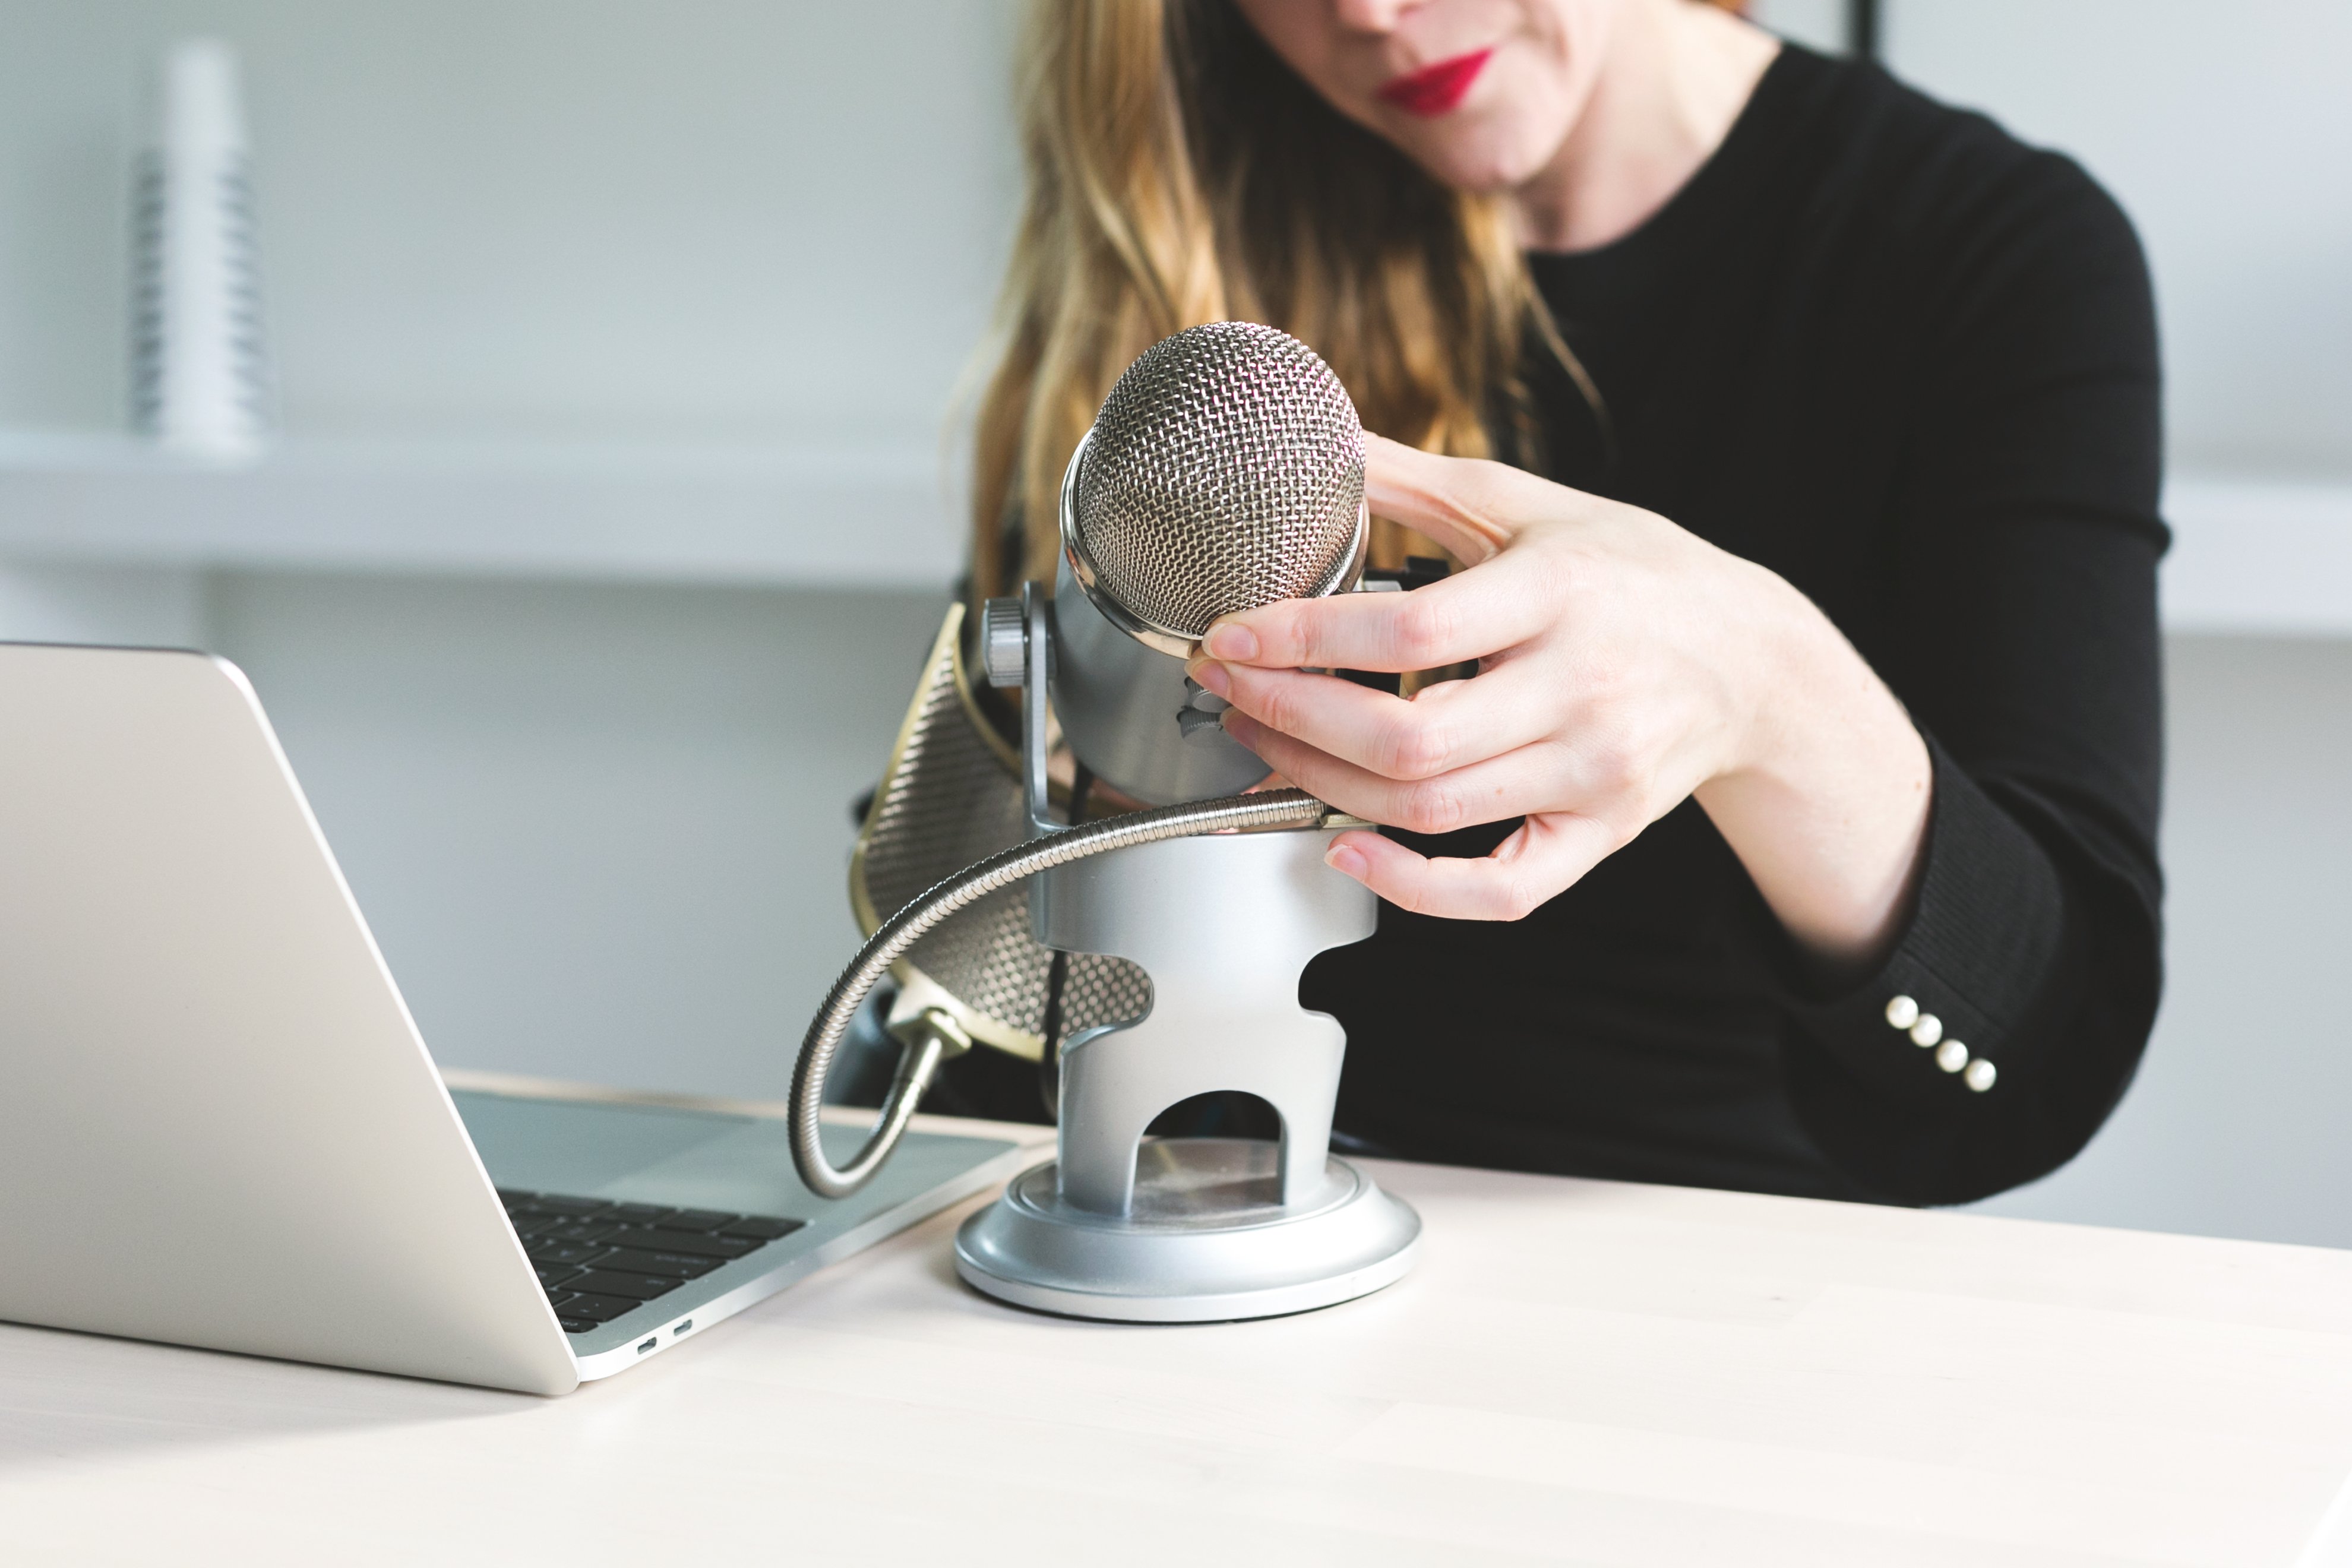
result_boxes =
[1203,552,1551,671]
[1193,656,1560,781]
[1323,813,1621,922]
[1361,433,1566,564]
[1222,709,1570,837]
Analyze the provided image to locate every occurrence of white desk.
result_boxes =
[7,1111,2352,1566]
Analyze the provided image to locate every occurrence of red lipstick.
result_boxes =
[1376,49,1494,117]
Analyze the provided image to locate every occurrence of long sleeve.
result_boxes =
[1766,149,2167,1204]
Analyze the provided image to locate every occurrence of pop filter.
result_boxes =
[847,605,1149,1069]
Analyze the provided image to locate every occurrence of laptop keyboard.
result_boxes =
[498,1189,807,1335]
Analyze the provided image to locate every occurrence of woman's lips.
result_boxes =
[1376,49,1495,117]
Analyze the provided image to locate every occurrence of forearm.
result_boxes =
[1694,567,1933,979]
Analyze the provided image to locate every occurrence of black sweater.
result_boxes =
[1301,45,2166,1206]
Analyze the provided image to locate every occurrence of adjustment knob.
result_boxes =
[981,596,1028,689]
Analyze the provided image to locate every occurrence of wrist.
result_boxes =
[1696,563,1932,969]
[1713,558,1836,786]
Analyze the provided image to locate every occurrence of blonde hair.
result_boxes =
[970,0,1608,600]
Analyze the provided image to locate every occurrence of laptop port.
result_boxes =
[637,1337,657,1354]
[674,1320,692,1336]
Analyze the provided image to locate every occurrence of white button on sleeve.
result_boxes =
[1964,1058,1997,1092]
[1884,995,1920,1030]
[1936,1039,1969,1073]
[1910,1014,1943,1048]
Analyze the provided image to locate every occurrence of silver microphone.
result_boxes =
[1042,321,1369,806]
[801,321,1373,1196]
[935,325,1417,1315]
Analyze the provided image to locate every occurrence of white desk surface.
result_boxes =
[7,1107,2352,1567]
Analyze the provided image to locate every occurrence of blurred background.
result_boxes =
[1,1,2346,1246]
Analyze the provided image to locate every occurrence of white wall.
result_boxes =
[1886,0,2352,478]
[0,0,1017,447]
[1969,637,2352,1245]
[0,562,206,645]
[0,2,1009,1092]
[208,571,945,1102]
[5,4,2348,472]
[1746,0,1848,56]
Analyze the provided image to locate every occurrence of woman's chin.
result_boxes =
[1392,125,1564,196]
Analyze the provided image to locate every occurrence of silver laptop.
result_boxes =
[0,640,1027,1394]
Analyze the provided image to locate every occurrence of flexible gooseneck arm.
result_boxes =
[786,786,1331,1198]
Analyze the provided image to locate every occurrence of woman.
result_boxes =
[941,0,2164,1206]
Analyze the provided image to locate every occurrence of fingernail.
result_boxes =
[1184,656,1231,698]
[1325,842,1368,879]
[1202,620,1259,661]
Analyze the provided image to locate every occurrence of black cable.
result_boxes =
[1037,950,1071,1121]
[1036,763,1093,1120]
[1847,0,1880,61]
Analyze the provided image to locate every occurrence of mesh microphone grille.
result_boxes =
[1074,322,1364,638]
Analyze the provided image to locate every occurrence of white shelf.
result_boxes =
[0,430,963,591]
[1,432,2347,634]
[2160,475,2352,637]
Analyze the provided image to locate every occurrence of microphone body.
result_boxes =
[1048,551,1264,807]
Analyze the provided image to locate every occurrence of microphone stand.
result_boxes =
[949,584,1421,1322]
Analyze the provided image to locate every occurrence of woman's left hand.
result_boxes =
[1185,434,1932,969]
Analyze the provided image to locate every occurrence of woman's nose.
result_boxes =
[1333,0,1420,36]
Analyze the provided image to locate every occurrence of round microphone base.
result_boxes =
[953,1138,1421,1323]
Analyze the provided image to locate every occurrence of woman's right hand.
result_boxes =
[1186,434,1930,970]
